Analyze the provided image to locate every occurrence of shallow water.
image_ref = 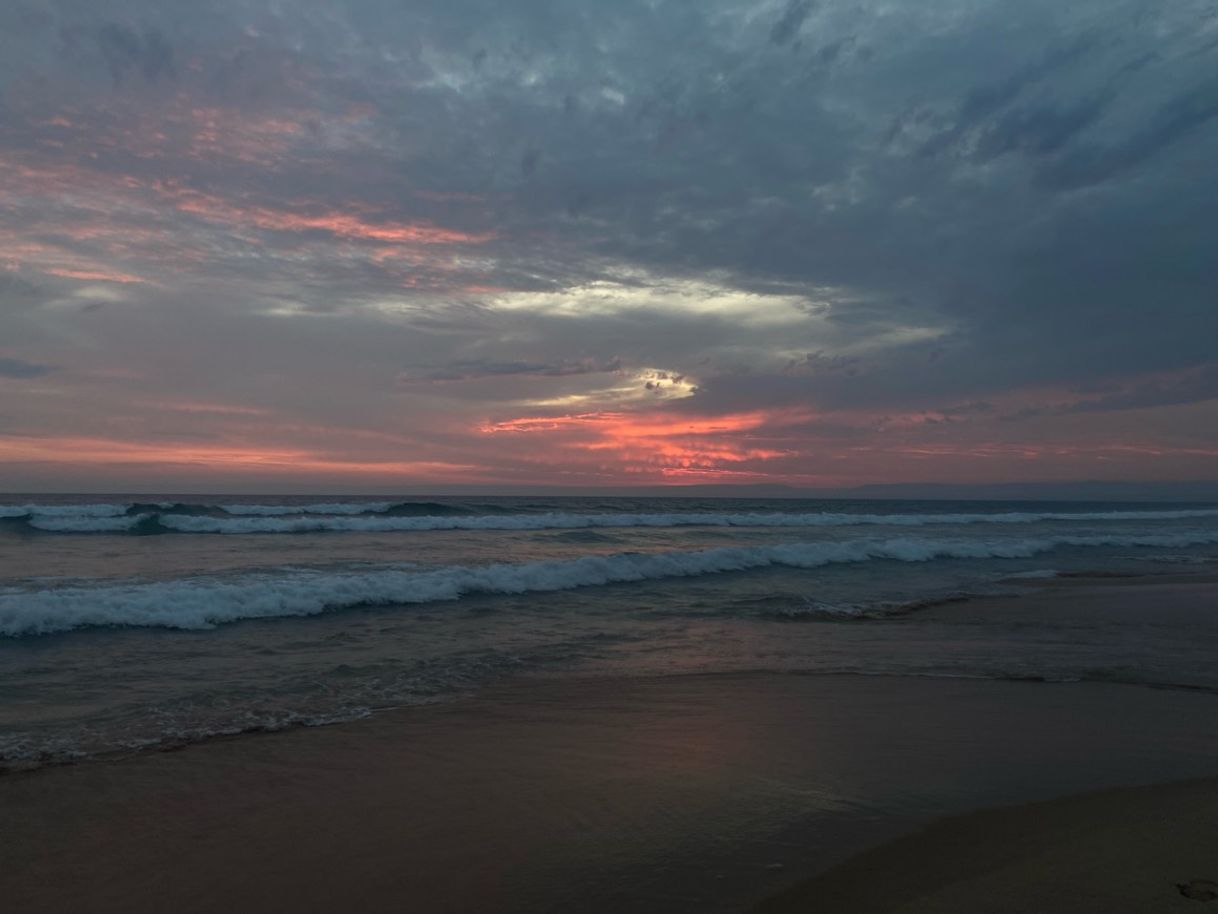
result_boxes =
[2,494,1216,767]
[6,674,1218,914]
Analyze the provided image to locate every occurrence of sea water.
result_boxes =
[2,494,1216,768]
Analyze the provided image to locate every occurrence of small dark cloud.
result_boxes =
[398,357,622,384]
[1063,363,1218,413]
[0,273,42,304]
[781,351,861,378]
[1044,78,1218,188]
[814,37,856,68]
[920,35,1100,159]
[940,400,994,417]
[974,95,1111,161]
[0,357,53,379]
[86,23,176,85]
[1004,364,1218,420]
[770,0,815,47]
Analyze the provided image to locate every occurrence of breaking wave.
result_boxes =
[4,504,1217,535]
[4,531,1216,637]
[0,503,131,519]
[219,502,393,516]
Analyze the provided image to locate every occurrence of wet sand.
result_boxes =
[754,777,1218,914]
[751,573,1218,914]
[3,578,1217,913]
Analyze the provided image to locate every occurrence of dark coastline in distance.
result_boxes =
[814,479,1218,502]
[4,480,1218,501]
[573,480,1218,502]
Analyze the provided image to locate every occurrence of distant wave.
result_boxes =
[3,504,1217,535]
[219,501,395,516]
[0,499,472,521]
[4,531,1216,637]
[0,503,131,519]
[217,501,474,516]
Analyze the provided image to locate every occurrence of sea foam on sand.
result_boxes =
[3,660,1218,914]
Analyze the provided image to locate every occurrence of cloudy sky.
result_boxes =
[2,0,1216,491]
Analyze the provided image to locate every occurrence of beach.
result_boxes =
[3,495,1217,913]
[755,777,1218,914]
[3,577,1217,913]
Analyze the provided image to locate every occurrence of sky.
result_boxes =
[1,0,1217,493]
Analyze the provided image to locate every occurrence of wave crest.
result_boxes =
[3,531,1216,637]
[10,506,1218,535]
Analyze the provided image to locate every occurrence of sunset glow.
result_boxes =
[0,1,1214,494]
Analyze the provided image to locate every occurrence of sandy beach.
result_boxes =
[3,577,1217,913]
[755,777,1218,913]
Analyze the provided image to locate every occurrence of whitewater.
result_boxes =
[4,531,1218,637]
[2,493,1216,768]
[4,499,1217,534]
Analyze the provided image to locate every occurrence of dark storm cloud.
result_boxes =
[913,34,1104,160]
[1,0,1217,486]
[972,94,1113,161]
[1044,76,1218,188]
[87,23,177,84]
[770,0,816,46]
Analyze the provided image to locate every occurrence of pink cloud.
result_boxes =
[0,434,485,480]
[479,407,811,481]
[42,266,146,284]
[165,186,493,246]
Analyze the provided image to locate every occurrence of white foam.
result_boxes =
[219,502,395,516]
[4,531,1216,637]
[0,503,131,519]
[27,515,147,533]
[1131,553,1218,565]
[772,599,870,619]
[150,507,1218,535]
[8,505,1218,533]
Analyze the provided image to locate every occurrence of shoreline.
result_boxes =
[3,575,1217,912]
[5,569,1215,775]
[5,670,1218,911]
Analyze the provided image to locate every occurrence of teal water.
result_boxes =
[2,494,1216,768]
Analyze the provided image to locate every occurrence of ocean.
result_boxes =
[2,494,1217,770]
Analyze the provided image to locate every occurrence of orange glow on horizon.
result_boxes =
[0,435,483,480]
[480,408,810,436]
[480,407,812,478]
